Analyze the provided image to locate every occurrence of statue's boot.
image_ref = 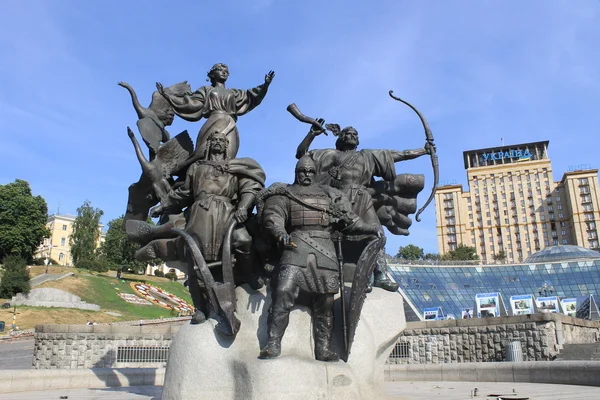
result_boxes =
[190,309,207,324]
[125,219,184,244]
[314,316,339,362]
[134,238,180,262]
[259,311,289,359]
[372,266,399,292]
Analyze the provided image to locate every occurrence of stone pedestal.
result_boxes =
[162,284,405,400]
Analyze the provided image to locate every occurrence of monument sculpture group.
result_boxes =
[119,63,437,398]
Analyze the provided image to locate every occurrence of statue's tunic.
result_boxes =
[168,158,265,260]
[169,84,270,159]
[261,185,358,294]
[308,149,395,230]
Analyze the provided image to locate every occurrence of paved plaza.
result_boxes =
[0,340,33,370]
[1,381,600,399]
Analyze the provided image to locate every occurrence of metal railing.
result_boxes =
[388,341,410,361]
[116,346,170,364]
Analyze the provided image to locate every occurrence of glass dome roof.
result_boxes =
[524,245,600,264]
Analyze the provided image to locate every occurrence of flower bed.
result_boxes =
[130,282,194,313]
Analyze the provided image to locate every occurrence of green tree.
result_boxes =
[0,180,49,262]
[0,255,31,297]
[442,244,479,261]
[396,244,424,260]
[424,253,440,261]
[493,250,507,263]
[98,215,151,273]
[70,200,103,265]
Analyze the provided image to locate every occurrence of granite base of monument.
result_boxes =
[162,284,405,400]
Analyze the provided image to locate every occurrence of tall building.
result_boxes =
[35,214,105,266]
[435,141,600,263]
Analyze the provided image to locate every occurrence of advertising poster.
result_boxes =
[476,293,500,318]
[561,298,577,317]
[510,295,535,316]
[536,296,560,313]
[423,307,442,320]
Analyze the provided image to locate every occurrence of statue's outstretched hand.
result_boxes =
[265,70,275,84]
[425,141,436,155]
[156,82,166,97]
[309,118,327,136]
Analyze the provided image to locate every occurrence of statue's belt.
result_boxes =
[290,230,338,263]
[194,193,232,210]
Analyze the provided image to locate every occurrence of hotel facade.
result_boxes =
[435,141,600,264]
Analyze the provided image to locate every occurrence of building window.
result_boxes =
[579,178,589,185]
[60,237,66,246]
[562,239,568,244]
[561,230,566,236]
[553,239,559,245]
[62,225,67,231]
[556,196,561,202]
[561,221,566,227]
[587,222,597,230]
[558,213,564,219]
[557,204,562,210]
[585,213,595,221]
[59,253,65,261]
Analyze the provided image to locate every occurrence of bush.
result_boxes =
[0,255,31,298]
[165,272,178,281]
[77,258,109,273]
[153,269,165,277]
[33,257,59,266]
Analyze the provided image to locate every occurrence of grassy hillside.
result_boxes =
[0,268,193,331]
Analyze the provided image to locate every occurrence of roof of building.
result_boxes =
[524,245,600,264]
[48,214,77,221]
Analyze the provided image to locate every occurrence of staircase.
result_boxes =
[555,343,600,361]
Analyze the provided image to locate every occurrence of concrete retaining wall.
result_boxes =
[391,313,600,364]
[386,361,600,386]
[0,368,164,393]
[34,324,181,369]
[12,288,100,311]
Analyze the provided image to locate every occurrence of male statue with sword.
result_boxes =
[257,155,380,361]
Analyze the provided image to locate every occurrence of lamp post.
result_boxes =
[42,244,57,274]
[537,282,554,297]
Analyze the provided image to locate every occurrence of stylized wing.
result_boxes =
[155,130,194,177]
[370,174,425,236]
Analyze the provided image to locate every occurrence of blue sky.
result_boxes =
[1,1,599,255]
